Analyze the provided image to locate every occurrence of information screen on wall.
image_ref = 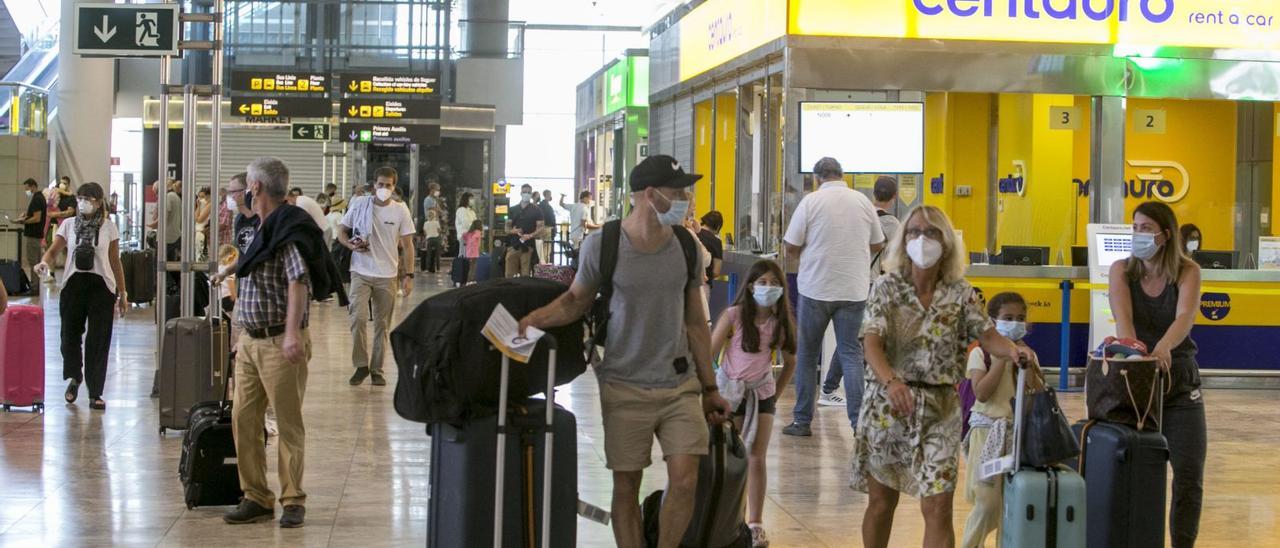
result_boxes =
[799,102,924,173]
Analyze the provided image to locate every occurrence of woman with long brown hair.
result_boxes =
[709,259,796,547]
[1108,201,1205,548]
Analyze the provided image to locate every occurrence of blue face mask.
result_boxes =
[752,285,784,307]
[651,191,689,226]
[995,320,1027,342]
[1132,232,1160,260]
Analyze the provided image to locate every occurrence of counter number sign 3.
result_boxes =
[73,4,179,57]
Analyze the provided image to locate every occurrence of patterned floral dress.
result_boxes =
[851,272,993,498]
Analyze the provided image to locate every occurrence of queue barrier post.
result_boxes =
[1058,279,1079,392]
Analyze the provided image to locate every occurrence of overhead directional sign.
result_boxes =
[291,123,332,142]
[73,4,179,57]
[231,97,332,118]
[342,73,439,96]
[340,98,442,120]
[339,122,441,145]
[231,72,330,94]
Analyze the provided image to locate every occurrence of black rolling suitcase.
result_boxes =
[122,249,155,303]
[427,339,577,548]
[178,359,242,508]
[1070,419,1169,548]
[641,424,752,548]
[0,259,29,295]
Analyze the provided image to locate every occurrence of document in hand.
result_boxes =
[481,303,545,363]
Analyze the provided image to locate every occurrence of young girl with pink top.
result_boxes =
[709,259,797,547]
[462,220,483,284]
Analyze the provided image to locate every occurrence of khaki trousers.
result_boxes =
[232,329,311,508]
[504,247,533,278]
[348,273,397,373]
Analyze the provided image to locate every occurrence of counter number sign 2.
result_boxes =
[73,4,179,57]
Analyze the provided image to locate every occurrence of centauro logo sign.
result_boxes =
[912,0,1175,23]
[1125,160,1190,203]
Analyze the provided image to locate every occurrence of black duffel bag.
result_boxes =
[391,277,586,424]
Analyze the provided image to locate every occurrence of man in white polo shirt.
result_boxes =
[782,157,885,436]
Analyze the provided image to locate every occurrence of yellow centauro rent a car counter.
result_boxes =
[652,0,1280,373]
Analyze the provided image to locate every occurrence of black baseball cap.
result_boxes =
[629,155,702,192]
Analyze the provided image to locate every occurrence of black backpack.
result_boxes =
[587,220,700,354]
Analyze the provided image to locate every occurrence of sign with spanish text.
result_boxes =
[230,72,329,94]
[338,122,441,145]
[340,98,442,120]
[231,97,332,118]
[342,73,439,96]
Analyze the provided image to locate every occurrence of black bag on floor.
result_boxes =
[0,260,29,295]
[1019,386,1080,467]
[179,399,242,508]
[391,277,585,424]
[1069,419,1168,547]
[642,424,753,548]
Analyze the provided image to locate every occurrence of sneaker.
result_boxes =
[348,367,370,386]
[370,372,387,386]
[781,422,811,437]
[279,505,305,528]
[749,523,770,547]
[223,499,274,524]
[818,390,845,407]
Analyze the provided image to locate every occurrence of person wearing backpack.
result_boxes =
[518,155,732,548]
[35,182,127,410]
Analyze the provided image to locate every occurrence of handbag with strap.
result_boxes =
[1085,356,1166,431]
[1019,384,1081,467]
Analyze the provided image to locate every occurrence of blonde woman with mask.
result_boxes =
[853,205,1031,548]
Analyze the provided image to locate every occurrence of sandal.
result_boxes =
[65,380,80,404]
[89,398,106,411]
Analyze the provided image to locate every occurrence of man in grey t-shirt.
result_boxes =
[519,155,730,548]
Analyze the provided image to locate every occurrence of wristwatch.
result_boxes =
[703,384,719,394]
[884,375,902,387]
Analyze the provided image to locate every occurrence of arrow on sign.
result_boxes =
[297,126,309,137]
[238,104,249,114]
[94,15,117,42]
[348,106,359,116]
[348,81,359,91]
[349,131,358,141]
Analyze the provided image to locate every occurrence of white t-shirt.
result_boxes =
[783,180,885,302]
[455,206,476,240]
[56,218,120,293]
[294,196,328,230]
[568,202,594,244]
[342,200,415,279]
[423,219,441,238]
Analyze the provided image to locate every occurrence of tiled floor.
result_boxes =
[1,271,1279,546]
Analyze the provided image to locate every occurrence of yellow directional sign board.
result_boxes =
[339,98,442,119]
[231,97,332,118]
[231,72,329,94]
[342,73,439,96]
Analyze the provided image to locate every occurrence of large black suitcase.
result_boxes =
[121,249,156,303]
[0,259,29,295]
[642,424,752,548]
[427,347,577,548]
[1070,419,1169,548]
[179,400,242,508]
[391,277,585,424]
[159,315,228,434]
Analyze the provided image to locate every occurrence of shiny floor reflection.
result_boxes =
[0,272,1276,547]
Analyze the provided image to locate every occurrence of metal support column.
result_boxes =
[180,85,197,318]
[156,53,172,366]
[1090,96,1126,225]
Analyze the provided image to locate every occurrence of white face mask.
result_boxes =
[1186,240,1200,253]
[77,199,96,215]
[375,188,393,202]
[906,236,943,269]
[226,196,237,210]
[996,320,1028,342]
[1131,232,1159,260]
[651,191,690,226]
[752,285,784,307]
[25,190,32,198]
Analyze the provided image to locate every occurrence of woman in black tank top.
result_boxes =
[1107,201,1206,548]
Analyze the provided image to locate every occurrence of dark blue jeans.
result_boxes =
[792,295,865,430]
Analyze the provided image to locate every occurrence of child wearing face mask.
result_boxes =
[709,259,797,548]
[960,291,1044,548]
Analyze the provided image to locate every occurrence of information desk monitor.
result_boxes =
[1000,246,1049,266]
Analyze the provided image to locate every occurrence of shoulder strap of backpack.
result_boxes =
[672,226,699,294]
[598,220,622,300]
[877,209,892,217]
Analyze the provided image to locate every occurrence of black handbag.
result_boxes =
[1019,386,1081,467]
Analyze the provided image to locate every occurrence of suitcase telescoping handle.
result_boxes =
[494,334,559,548]
[1010,357,1030,473]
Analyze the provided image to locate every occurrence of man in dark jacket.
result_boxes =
[221,157,343,530]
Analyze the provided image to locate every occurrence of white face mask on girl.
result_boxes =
[995,320,1028,341]
[77,199,96,215]
[906,236,943,269]
[752,285,784,307]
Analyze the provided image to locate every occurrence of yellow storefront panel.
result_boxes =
[969,277,1090,324]
[694,100,714,218]
[714,94,738,240]
[788,0,1280,54]
[1124,99,1236,250]
[678,0,787,82]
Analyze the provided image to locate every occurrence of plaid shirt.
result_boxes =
[217,202,234,247]
[236,243,310,331]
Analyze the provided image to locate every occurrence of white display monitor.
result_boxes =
[799,102,924,174]
[1086,223,1134,350]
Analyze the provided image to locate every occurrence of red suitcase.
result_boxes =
[532,264,575,286]
[0,304,45,412]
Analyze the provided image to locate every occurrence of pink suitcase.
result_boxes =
[533,264,575,286]
[0,304,45,412]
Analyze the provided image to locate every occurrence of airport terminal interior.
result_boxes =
[4,0,1280,546]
